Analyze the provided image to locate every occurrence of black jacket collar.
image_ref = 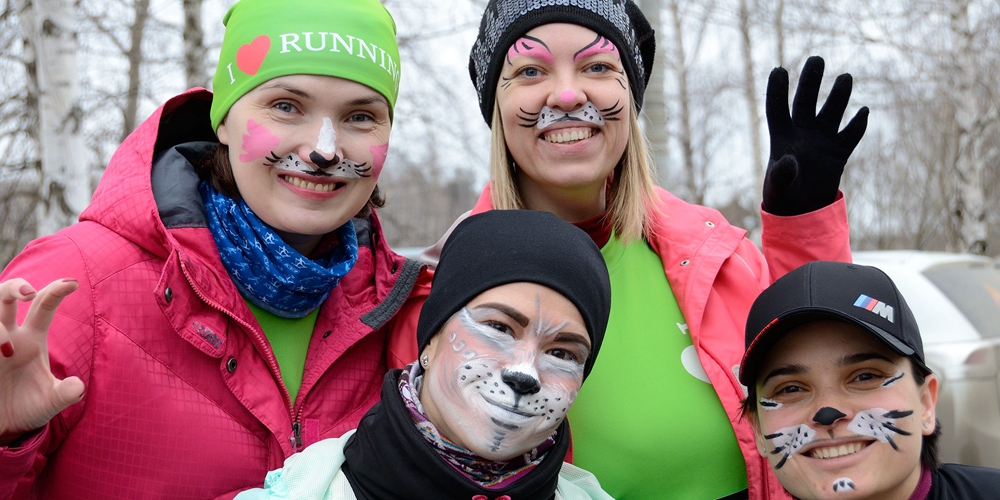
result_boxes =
[343,369,569,500]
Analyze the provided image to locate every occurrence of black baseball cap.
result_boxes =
[739,261,926,386]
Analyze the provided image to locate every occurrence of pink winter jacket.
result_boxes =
[0,89,428,499]
[390,184,852,500]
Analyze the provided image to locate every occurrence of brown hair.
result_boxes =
[196,143,385,219]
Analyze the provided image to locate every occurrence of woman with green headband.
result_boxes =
[0,0,423,498]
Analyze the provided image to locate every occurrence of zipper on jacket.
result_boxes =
[290,421,302,450]
[178,258,301,450]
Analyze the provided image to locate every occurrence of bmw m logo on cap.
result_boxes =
[854,294,894,323]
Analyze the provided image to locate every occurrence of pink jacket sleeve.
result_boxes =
[760,192,852,278]
[0,234,96,500]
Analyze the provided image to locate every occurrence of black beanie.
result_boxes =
[469,0,656,125]
[416,210,611,380]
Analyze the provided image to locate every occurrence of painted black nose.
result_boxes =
[309,151,340,169]
[501,369,541,395]
[813,407,847,426]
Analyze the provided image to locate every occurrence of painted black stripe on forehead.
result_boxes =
[573,34,603,59]
[507,34,551,64]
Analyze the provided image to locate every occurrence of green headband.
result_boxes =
[210,0,401,131]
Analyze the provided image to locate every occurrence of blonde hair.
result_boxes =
[488,96,658,243]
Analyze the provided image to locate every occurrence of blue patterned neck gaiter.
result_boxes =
[200,181,358,318]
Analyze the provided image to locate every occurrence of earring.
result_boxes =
[420,355,429,368]
[923,421,931,429]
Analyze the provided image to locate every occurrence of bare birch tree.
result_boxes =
[737,0,764,217]
[17,0,89,237]
[122,0,150,141]
[182,0,207,89]
[635,0,670,185]
[665,0,698,202]
[772,0,785,67]
[372,0,487,247]
[838,0,1000,253]
[0,0,38,264]
[945,0,988,254]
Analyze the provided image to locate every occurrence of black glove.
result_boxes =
[763,56,869,216]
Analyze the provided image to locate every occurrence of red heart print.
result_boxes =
[497,497,511,500]
[236,35,270,76]
[472,496,488,500]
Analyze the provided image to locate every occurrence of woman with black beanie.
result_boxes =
[237,209,613,500]
[407,0,870,498]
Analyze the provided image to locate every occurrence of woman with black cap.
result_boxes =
[237,209,613,500]
[740,261,1000,500]
[406,0,870,498]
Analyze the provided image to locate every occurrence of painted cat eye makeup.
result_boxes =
[420,283,589,461]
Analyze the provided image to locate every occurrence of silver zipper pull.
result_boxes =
[290,421,302,450]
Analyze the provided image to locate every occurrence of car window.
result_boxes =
[923,263,1000,339]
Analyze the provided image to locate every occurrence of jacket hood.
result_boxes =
[80,89,218,259]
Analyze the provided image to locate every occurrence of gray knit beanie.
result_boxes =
[469,0,655,125]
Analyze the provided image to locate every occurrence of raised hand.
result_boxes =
[763,55,869,216]
[0,278,83,445]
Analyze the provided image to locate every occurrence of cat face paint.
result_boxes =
[419,282,590,461]
[759,398,782,410]
[765,424,816,469]
[507,35,554,66]
[750,320,936,500]
[264,152,371,180]
[261,117,373,180]
[216,74,390,246]
[574,35,620,62]
[316,117,337,155]
[848,408,913,451]
[239,119,281,163]
[573,34,626,92]
[496,23,630,215]
[832,478,855,493]
[516,101,626,130]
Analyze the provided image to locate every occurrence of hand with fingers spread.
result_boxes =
[0,278,84,446]
[763,55,869,216]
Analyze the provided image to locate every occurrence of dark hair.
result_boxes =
[910,361,940,471]
[196,143,386,219]
[740,357,941,471]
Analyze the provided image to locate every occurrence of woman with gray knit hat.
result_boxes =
[0,0,424,497]
[237,209,613,499]
[408,0,870,498]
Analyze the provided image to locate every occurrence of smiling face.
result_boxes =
[419,282,591,461]
[496,23,631,220]
[750,321,938,500]
[216,74,390,252]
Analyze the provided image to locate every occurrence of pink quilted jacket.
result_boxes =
[0,89,427,499]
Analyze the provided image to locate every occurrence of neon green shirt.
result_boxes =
[568,235,747,499]
[247,301,319,406]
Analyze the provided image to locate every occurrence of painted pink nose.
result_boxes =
[560,91,578,103]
